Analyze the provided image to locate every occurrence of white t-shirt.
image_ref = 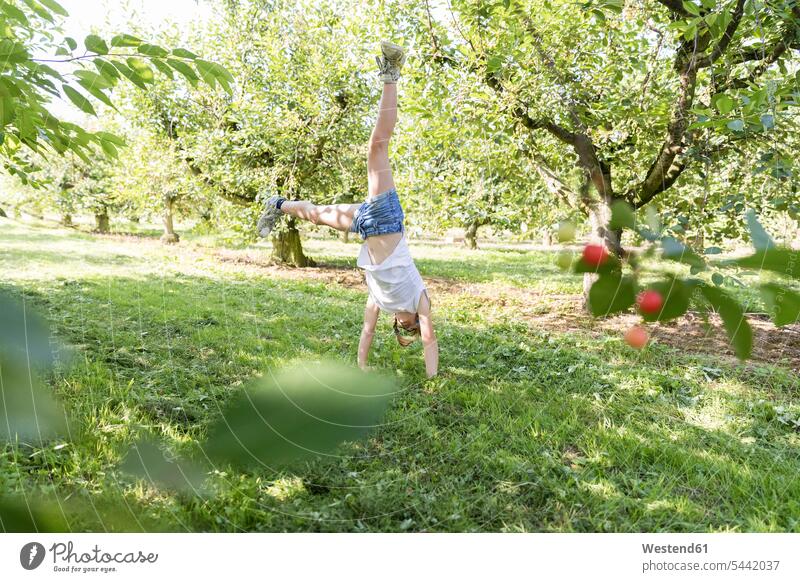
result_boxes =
[357,235,426,313]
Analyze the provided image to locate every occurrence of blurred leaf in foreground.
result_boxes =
[0,292,57,369]
[204,361,396,469]
[120,435,209,493]
[0,292,69,442]
[0,495,69,532]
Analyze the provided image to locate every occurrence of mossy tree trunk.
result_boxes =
[160,195,180,244]
[465,217,491,250]
[465,220,480,250]
[95,210,110,233]
[60,214,73,227]
[272,218,314,267]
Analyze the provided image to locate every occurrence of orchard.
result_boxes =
[1,0,799,536]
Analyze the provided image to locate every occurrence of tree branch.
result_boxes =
[632,32,701,207]
[654,0,690,17]
[184,156,255,206]
[695,0,747,68]
[529,153,584,212]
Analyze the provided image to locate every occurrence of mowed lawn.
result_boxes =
[2,217,799,532]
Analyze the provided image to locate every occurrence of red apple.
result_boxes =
[582,244,609,267]
[637,289,664,315]
[624,326,649,349]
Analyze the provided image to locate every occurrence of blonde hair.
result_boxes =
[393,314,420,347]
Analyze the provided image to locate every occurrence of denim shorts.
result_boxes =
[349,188,405,239]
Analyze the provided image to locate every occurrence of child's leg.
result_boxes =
[280,201,360,232]
[367,83,397,199]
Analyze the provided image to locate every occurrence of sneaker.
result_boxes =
[257,195,284,238]
[375,41,406,84]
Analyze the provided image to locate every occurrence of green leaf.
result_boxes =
[0,95,16,126]
[745,209,775,251]
[65,36,77,50]
[205,361,395,468]
[0,291,61,369]
[0,292,70,442]
[95,130,126,146]
[38,0,69,16]
[204,60,234,93]
[93,58,120,81]
[712,93,736,115]
[573,251,621,275]
[640,277,693,323]
[137,43,169,57]
[120,436,207,493]
[62,84,96,116]
[711,272,724,286]
[609,199,636,230]
[112,61,147,89]
[194,59,217,87]
[84,34,108,54]
[150,58,174,79]
[699,284,752,360]
[210,62,234,84]
[682,1,700,15]
[727,119,745,132]
[0,496,69,532]
[172,47,198,60]
[166,58,199,87]
[661,236,705,268]
[20,0,54,22]
[126,57,154,83]
[99,139,118,157]
[588,273,636,317]
[732,248,800,279]
[110,33,143,47]
[486,55,502,73]
[76,79,114,109]
[0,39,30,63]
[760,283,800,326]
[74,69,115,89]
[30,62,64,81]
[0,2,30,25]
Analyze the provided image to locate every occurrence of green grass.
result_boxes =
[2,217,799,532]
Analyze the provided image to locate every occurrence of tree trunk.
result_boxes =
[465,220,480,250]
[692,229,705,252]
[340,230,350,243]
[160,197,180,244]
[95,211,110,233]
[582,200,625,305]
[271,219,314,267]
[60,214,73,227]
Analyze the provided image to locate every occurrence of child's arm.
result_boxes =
[418,292,438,378]
[358,297,381,371]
